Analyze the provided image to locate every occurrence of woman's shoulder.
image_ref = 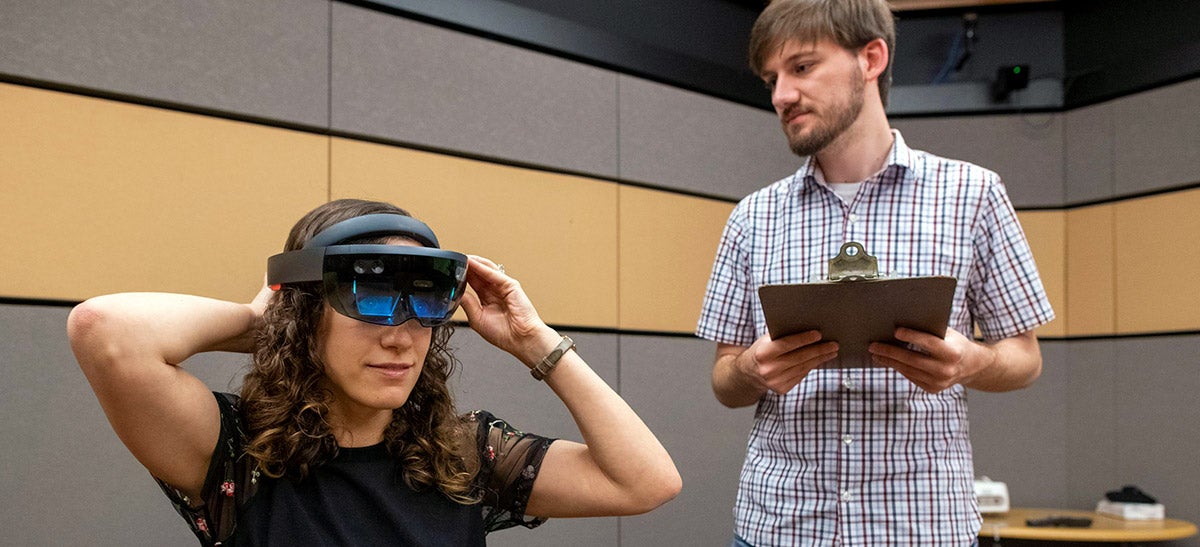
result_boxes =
[462,409,499,437]
[213,392,244,430]
[461,410,530,433]
[461,410,555,451]
[215,391,241,409]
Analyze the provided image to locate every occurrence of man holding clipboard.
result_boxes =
[696,1,1055,545]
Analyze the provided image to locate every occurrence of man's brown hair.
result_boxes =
[749,0,896,106]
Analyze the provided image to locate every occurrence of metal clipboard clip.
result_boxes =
[827,241,879,282]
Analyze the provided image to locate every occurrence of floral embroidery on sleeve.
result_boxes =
[466,410,556,533]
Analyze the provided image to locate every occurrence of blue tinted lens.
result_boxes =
[352,279,402,320]
[409,291,452,320]
[324,251,465,327]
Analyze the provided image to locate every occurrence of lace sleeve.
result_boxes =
[467,410,557,533]
[154,392,257,546]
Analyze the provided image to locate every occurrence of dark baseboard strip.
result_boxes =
[3,298,1194,341]
[1039,330,1200,342]
[0,296,80,308]
[1060,180,1200,210]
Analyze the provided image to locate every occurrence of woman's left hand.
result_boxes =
[460,257,683,518]
[459,255,559,366]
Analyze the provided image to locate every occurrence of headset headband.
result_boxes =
[305,213,440,249]
[267,213,451,287]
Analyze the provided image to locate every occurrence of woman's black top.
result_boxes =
[155,392,555,546]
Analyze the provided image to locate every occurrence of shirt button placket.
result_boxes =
[845,212,861,242]
[839,424,855,510]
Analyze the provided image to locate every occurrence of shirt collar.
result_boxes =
[794,129,912,188]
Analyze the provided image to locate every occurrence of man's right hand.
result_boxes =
[712,331,839,408]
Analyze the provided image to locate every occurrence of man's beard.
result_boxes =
[782,69,865,157]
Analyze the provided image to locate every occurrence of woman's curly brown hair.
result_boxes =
[239,198,481,503]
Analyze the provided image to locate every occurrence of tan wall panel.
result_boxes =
[1017,211,1066,337]
[330,138,618,329]
[1114,189,1200,333]
[618,186,733,332]
[10,80,1198,340]
[1065,205,1116,336]
[0,83,328,302]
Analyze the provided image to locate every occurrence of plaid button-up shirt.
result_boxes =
[697,131,1054,546]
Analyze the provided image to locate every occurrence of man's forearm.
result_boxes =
[712,351,766,408]
[963,331,1042,392]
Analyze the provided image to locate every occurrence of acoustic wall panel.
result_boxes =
[1114,189,1200,334]
[0,0,330,127]
[0,303,249,545]
[0,83,328,303]
[450,329,618,446]
[451,329,619,547]
[890,114,1065,208]
[1064,101,1115,205]
[1113,335,1200,533]
[329,138,619,329]
[617,335,757,547]
[968,340,1069,509]
[1066,205,1116,336]
[617,75,798,201]
[1113,78,1200,197]
[1017,211,1066,337]
[331,2,619,178]
[1062,339,1119,510]
[618,186,734,333]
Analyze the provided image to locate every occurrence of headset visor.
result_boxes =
[269,244,467,327]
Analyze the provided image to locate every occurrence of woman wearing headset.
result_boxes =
[67,198,681,546]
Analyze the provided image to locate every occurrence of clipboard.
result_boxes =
[758,242,957,368]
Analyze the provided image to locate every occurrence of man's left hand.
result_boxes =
[869,327,993,393]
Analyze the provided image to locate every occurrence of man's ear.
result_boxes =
[859,38,889,81]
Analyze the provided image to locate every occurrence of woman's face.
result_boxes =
[317,240,432,418]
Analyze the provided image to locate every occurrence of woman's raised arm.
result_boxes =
[67,287,268,501]
[459,256,682,517]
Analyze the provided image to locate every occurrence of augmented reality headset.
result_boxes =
[266,214,467,327]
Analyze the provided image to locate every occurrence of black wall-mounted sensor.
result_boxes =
[991,64,1030,102]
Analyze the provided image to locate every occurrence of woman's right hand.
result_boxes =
[249,278,273,317]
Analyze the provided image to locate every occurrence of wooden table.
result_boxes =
[979,507,1198,544]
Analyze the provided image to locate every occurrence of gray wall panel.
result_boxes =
[617,75,799,201]
[1113,78,1200,196]
[0,0,330,127]
[1064,102,1116,204]
[331,2,618,178]
[1064,339,1119,510]
[968,340,1069,508]
[1114,336,1200,543]
[616,335,756,547]
[891,114,1065,208]
[450,328,618,547]
[0,304,247,545]
[0,302,621,545]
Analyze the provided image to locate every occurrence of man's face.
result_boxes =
[761,39,866,157]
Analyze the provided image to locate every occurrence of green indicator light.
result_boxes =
[1013,66,1022,74]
